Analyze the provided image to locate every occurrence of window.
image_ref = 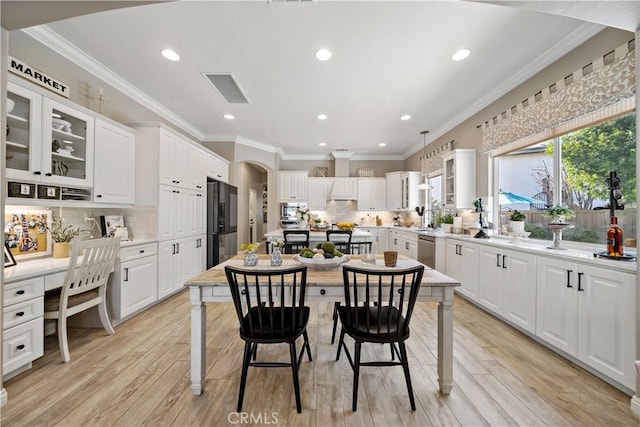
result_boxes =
[496,113,636,244]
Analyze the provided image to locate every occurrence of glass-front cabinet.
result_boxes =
[6,81,94,189]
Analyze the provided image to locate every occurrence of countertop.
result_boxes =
[265,229,373,239]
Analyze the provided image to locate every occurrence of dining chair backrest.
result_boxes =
[326,230,352,254]
[283,230,310,254]
[341,264,424,340]
[225,265,308,340]
[63,237,120,300]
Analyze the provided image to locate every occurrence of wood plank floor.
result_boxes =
[2,290,637,426]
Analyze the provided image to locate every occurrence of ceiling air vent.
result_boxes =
[203,73,249,104]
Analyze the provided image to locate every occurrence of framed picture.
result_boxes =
[4,243,17,267]
[4,209,52,259]
[100,215,125,237]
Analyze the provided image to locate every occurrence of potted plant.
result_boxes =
[509,210,526,233]
[438,213,454,233]
[47,216,85,258]
[544,205,575,225]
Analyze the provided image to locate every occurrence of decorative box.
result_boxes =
[7,182,36,198]
[357,168,374,177]
[37,185,61,200]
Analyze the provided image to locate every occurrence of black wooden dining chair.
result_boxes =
[225,265,312,413]
[335,263,425,411]
[282,230,310,254]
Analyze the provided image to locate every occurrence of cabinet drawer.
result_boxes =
[45,271,66,291]
[3,317,44,374]
[3,297,44,329]
[211,286,276,298]
[120,243,158,263]
[4,277,45,307]
[306,286,343,298]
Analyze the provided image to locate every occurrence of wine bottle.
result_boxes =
[606,216,624,256]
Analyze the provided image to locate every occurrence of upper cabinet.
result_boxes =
[442,149,476,209]
[307,178,328,210]
[386,171,420,211]
[93,119,135,204]
[358,178,386,211]
[279,171,308,202]
[207,155,229,183]
[328,178,358,200]
[159,129,188,188]
[6,81,94,188]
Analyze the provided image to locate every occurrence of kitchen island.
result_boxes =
[264,228,373,248]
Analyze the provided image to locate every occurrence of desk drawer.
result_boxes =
[3,317,44,374]
[45,271,66,291]
[4,277,45,307]
[3,297,44,329]
[306,286,343,298]
[120,243,158,263]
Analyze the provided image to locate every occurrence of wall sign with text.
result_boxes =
[8,56,69,98]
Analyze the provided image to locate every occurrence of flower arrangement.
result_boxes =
[47,215,85,243]
[296,208,311,221]
[240,242,260,253]
[270,238,284,248]
[544,205,575,224]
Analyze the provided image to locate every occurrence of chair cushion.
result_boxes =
[44,289,100,313]
[240,306,310,341]
[338,305,409,341]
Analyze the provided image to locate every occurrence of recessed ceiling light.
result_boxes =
[315,48,332,61]
[379,143,387,147]
[223,114,234,120]
[161,49,180,61]
[319,142,327,146]
[452,48,470,61]
[400,115,411,121]
[317,114,327,120]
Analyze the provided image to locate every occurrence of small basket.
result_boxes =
[357,168,374,177]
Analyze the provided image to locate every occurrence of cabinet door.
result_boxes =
[459,243,479,301]
[215,157,229,183]
[535,257,578,356]
[159,130,187,187]
[377,228,388,252]
[93,119,135,204]
[157,240,179,298]
[357,179,373,210]
[386,173,402,211]
[158,186,188,240]
[372,179,387,211]
[194,191,206,235]
[444,240,461,282]
[308,178,327,210]
[41,98,95,187]
[120,255,158,318]
[502,249,536,333]
[577,265,635,389]
[6,82,43,181]
[478,246,503,314]
[186,144,206,191]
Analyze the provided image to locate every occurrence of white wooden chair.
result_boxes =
[44,237,120,362]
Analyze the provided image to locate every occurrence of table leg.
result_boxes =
[190,286,206,395]
[437,288,455,394]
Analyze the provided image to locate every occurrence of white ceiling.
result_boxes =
[4,1,638,159]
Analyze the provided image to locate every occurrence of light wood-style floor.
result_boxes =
[2,290,637,426]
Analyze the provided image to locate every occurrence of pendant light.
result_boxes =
[416,130,433,190]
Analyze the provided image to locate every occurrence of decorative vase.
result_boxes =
[510,220,525,233]
[53,242,70,258]
[442,224,452,233]
[270,246,283,267]
[550,215,566,225]
[243,251,258,266]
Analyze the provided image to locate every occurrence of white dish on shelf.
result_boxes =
[52,118,71,132]
[293,254,349,270]
[6,98,15,113]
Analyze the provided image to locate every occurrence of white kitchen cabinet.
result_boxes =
[385,172,402,211]
[2,277,45,379]
[158,236,206,299]
[308,178,328,210]
[442,149,476,209]
[478,246,536,333]
[536,256,636,389]
[358,226,388,253]
[186,143,207,192]
[158,185,188,241]
[109,242,158,321]
[159,129,188,188]
[207,153,229,183]
[401,172,421,210]
[358,178,386,211]
[328,178,358,200]
[445,239,478,301]
[93,118,136,204]
[279,171,308,201]
[388,229,418,259]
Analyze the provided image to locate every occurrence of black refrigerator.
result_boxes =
[207,180,238,268]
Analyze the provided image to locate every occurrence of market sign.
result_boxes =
[8,56,69,98]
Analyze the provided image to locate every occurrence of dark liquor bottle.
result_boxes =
[606,216,624,256]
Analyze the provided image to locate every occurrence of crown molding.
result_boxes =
[401,21,604,159]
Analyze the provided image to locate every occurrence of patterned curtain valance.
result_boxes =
[481,39,635,154]
[421,140,454,175]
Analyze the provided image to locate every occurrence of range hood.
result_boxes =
[329,151,358,200]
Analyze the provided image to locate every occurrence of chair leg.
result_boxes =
[398,342,416,411]
[57,316,70,363]
[352,342,361,411]
[331,302,340,344]
[335,328,345,361]
[303,330,312,362]
[97,301,115,335]
[237,342,252,412]
[289,342,302,413]
[251,343,258,361]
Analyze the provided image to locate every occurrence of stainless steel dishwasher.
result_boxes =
[418,234,435,268]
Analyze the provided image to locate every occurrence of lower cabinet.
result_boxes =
[109,242,158,321]
[445,239,478,301]
[358,227,389,253]
[536,256,636,389]
[478,246,536,334]
[388,229,418,259]
[158,234,206,299]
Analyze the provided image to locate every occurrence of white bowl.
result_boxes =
[52,118,71,132]
[294,254,349,270]
[6,98,15,114]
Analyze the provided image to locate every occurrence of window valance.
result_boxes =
[481,39,635,155]
[421,140,454,175]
